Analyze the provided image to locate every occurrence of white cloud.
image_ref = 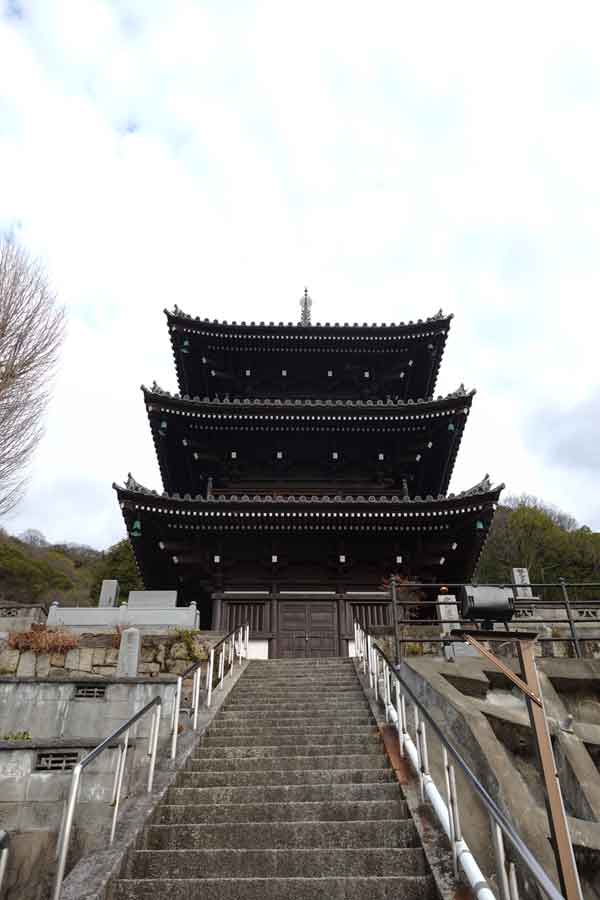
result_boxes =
[2,0,600,546]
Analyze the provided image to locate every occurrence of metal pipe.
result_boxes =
[170,676,182,759]
[147,706,160,792]
[207,648,215,707]
[52,765,82,900]
[491,818,511,900]
[0,832,9,898]
[560,579,582,658]
[109,730,129,844]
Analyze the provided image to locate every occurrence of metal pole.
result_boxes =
[391,576,402,665]
[207,648,215,707]
[109,730,129,845]
[193,666,201,731]
[560,579,582,658]
[147,705,160,792]
[491,818,511,900]
[0,848,7,898]
[516,640,583,900]
[52,764,82,900]
[171,677,182,759]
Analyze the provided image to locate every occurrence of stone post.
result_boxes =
[99,580,120,608]
[117,627,141,677]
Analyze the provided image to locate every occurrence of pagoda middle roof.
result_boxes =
[115,473,501,508]
[142,382,474,414]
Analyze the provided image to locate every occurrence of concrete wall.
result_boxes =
[0,679,176,748]
[46,602,199,633]
[0,605,46,638]
[247,639,269,659]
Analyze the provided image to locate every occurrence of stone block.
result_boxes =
[78,648,93,672]
[92,666,116,676]
[50,653,65,667]
[170,642,188,660]
[25,773,67,802]
[0,802,20,829]
[92,649,106,666]
[0,776,27,802]
[19,801,63,830]
[155,644,166,666]
[141,647,156,662]
[49,667,68,676]
[128,590,177,609]
[65,649,79,670]
[105,648,119,664]
[0,648,19,673]
[36,654,51,677]
[166,659,189,675]
[16,651,36,677]
[137,662,160,675]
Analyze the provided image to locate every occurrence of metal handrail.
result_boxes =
[355,621,567,900]
[170,623,249,759]
[52,696,162,900]
[0,831,9,897]
[373,581,600,660]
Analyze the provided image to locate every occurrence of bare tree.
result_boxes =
[0,237,65,514]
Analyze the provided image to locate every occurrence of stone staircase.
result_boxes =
[112,657,438,899]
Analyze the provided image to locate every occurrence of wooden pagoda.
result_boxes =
[114,296,502,657]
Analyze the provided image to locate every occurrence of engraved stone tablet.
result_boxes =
[116,627,140,677]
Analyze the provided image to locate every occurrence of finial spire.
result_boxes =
[300,287,312,326]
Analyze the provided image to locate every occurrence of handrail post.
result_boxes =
[245,623,249,657]
[147,705,160,792]
[0,834,10,898]
[109,730,129,845]
[192,665,202,730]
[171,676,182,759]
[491,817,512,900]
[560,579,581,658]
[207,648,215,707]
[52,764,82,900]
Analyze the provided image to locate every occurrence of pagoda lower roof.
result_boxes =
[115,474,502,510]
[143,383,474,416]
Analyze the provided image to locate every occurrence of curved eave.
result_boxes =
[115,480,503,518]
[142,385,474,417]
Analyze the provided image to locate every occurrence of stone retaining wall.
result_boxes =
[0,630,221,679]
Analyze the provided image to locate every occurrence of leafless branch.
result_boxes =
[0,237,65,514]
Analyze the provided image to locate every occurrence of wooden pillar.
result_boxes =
[211,593,222,631]
[271,591,279,658]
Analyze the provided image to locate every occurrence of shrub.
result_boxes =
[2,730,31,741]
[8,624,78,654]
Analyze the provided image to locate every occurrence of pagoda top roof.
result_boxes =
[165,305,453,337]
[142,382,474,412]
[114,473,502,507]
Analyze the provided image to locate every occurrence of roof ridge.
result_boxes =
[164,306,454,329]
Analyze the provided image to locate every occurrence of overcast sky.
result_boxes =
[2,0,600,549]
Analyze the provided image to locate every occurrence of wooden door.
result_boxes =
[278,601,338,658]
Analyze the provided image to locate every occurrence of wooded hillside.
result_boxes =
[0,529,141,606]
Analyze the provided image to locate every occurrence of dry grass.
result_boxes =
[8,623,78,654]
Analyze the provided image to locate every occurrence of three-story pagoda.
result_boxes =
[114,293,502,657]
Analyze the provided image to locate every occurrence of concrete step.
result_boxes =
[141,818,420,851]
[165,782,403,806]
[171,769,397,789]
[155,799,409,824]
[222,701,370,712]
[186,754,389,772]
[216,712,374,725]
[208,724,376,736]
[128,847,427,877]
[199,735,381,750]
[113,875,436,900]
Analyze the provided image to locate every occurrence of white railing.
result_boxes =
[354,621,568,900]
[0,831,8,897]
[170,624,248,759]
[52,696,162,900]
